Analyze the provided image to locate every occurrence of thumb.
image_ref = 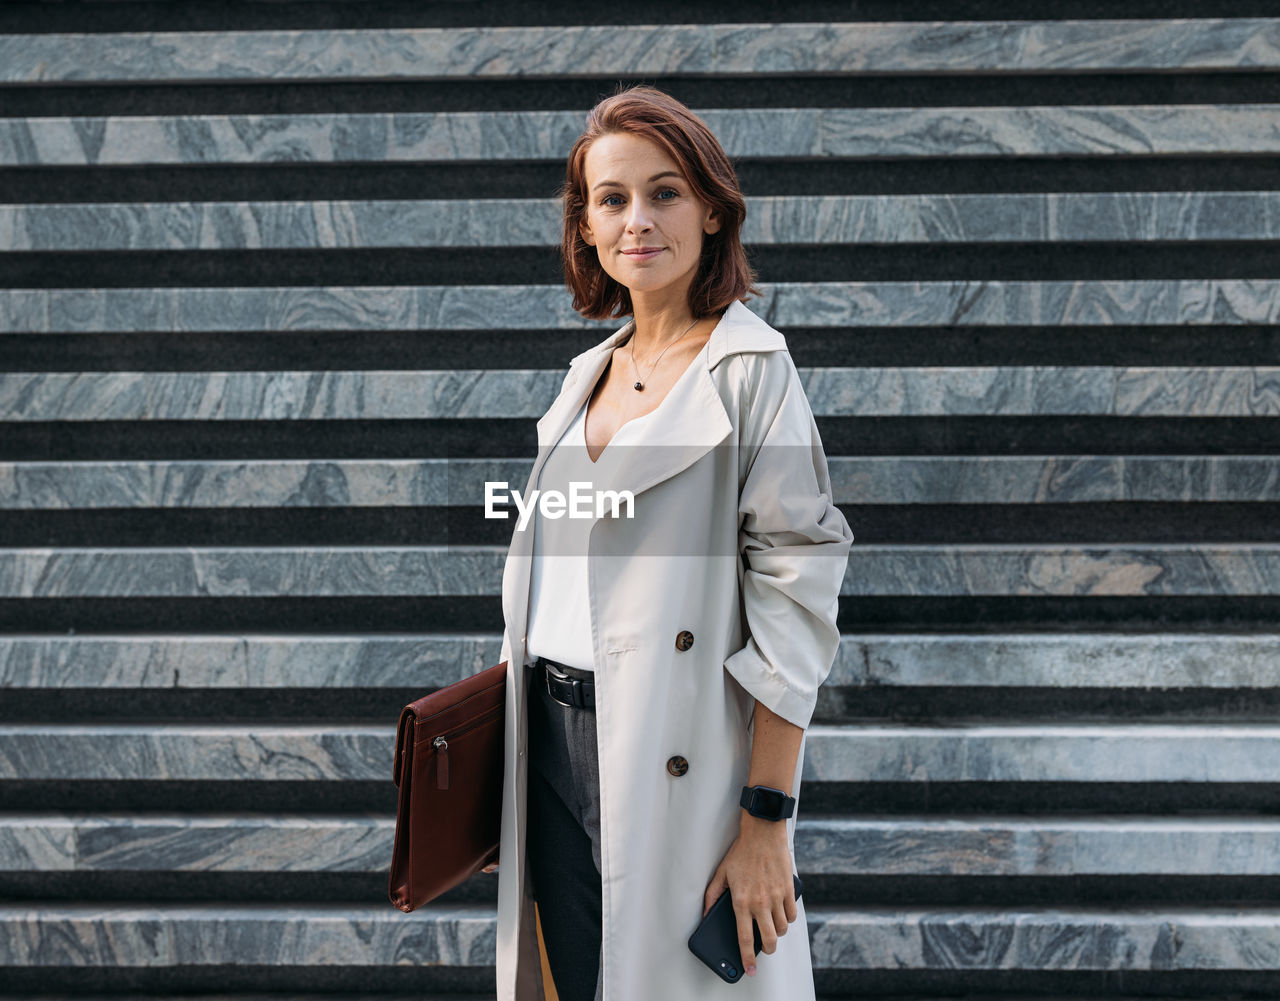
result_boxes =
[703,865,727,917]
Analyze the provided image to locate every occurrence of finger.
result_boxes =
[773,899,788,936]
[784,887,797,924]
[757,908,779,955]
[734,899,756,975]
[703,870,726,917]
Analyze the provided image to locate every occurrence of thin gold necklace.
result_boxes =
[628,316,700,391]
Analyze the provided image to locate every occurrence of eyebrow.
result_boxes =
[591,171,683,192]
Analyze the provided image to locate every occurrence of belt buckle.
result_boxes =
[544,660,580,709]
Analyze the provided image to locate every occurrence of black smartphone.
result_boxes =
[687,873,803,984]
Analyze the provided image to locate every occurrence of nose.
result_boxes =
[625,201,654,232]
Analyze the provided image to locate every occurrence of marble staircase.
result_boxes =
[1,4,1279,999]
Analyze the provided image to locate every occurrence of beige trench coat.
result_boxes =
[494,298,854,1001]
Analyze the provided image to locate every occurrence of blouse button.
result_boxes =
[666,755,689,777]
[675,630,694,651]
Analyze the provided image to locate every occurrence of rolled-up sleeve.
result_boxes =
[722,349,854,731]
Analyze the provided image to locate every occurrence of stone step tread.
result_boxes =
[7,367,1279,420]
[9,191,1280,251]
[3,633,1275,691]
[6,108,1280,166]
[4,813,1280,876]
[3,456,1278,510]
[3,282,1276,333]
[4,546,1280,600]
[4,902,1280,971]
[3,721,1278,783]
[2,21,1270,84]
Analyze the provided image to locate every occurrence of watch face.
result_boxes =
[753,788,785,815]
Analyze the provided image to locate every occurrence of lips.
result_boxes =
[623,248,663,259]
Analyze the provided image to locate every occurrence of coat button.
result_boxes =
[675,630,694,651]
[666,755,688,777]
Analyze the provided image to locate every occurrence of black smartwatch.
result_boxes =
[739,784,796,821]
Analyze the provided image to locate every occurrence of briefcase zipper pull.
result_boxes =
[433,735,449,789]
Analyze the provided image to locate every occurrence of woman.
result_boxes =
[489,85,854,1001]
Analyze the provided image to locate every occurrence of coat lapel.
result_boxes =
[502,299,786,654]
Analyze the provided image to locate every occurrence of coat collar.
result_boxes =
[564,297,786,374]
[537,297,785,449]
[532,297,786,501]
[504,298,787,654]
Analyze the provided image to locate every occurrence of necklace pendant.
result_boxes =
[633,381,643,391]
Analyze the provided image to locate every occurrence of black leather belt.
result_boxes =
[536,655,595,711]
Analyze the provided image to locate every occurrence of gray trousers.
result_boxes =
[526,660,604,1001]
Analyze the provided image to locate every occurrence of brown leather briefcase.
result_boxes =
[388,659,507,912]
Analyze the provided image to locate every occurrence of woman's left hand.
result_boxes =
[702,816,797,977]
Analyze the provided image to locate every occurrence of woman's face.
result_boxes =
[578,131,721,299]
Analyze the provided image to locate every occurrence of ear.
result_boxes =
[704,208,723,236]
[579,216,595,247]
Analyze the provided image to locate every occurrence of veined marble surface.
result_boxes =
[3,545,1280,597]
[4,281,1278,333]
[799,723,1280,784]
[824,633,1280,689]
[0,634,497,689]
[4,367,1279,420]
[3,456,1279,510]
[6,191,1280,250]
[5,813,1280,877]
[2,902,1280,969]
[829,456,1280,506]
[0,546,503,598]
[805,907,1280,970]
[5,106,1280,166]
[840,545,1280,597]
[3,633,1277,691]
[2,12,1277,994]
[0,723,394,782]
[0,902,496,967]
[0,458,511,509]
[797,816,1280,877]
[2,721,1279,782]
[0,814,391,873]
[0,21,1276,83]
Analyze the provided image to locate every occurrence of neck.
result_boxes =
[627,313,700,359]
[627,282,712,355]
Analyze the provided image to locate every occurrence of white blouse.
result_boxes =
[524,397,656,672]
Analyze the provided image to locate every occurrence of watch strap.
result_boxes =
[739,784,796,820]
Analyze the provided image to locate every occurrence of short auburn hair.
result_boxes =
[558,84,762,321]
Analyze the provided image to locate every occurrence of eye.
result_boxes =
[601,188,680,207]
